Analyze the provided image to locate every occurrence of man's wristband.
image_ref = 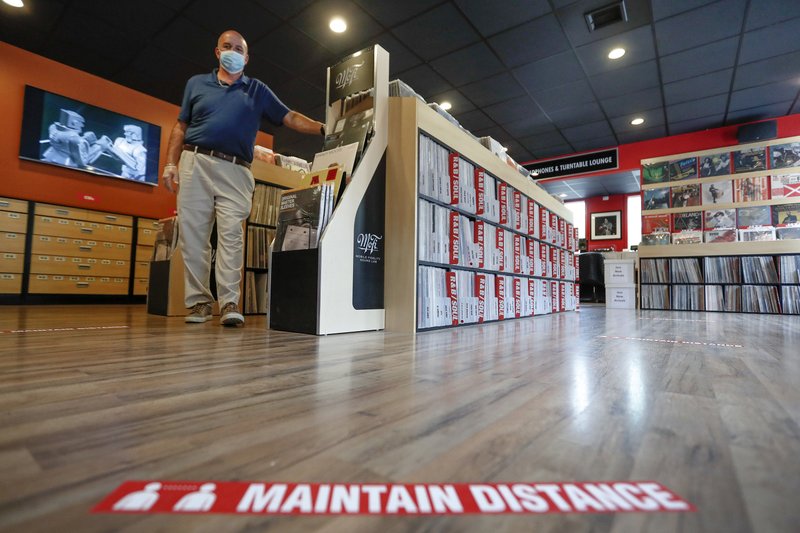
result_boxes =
[164,163,177,169]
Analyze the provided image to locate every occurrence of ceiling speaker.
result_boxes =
[585,1,628,32]
[737,121,777,144]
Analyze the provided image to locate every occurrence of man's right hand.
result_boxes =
[163,165,179,193]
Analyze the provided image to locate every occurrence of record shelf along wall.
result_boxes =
[638,136,800,314]
[385,97,578,333]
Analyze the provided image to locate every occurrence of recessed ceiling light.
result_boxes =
[3,0,24,6]
[559,193,568,198]
[608,47,626,60]
[440,101,452,111]
[630,117,645,126]
[329,17,347,33]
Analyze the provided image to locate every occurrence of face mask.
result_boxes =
[219,50,245,74]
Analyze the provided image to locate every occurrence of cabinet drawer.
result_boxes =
[137,226,158,246]
[136,245,154,262]
[0,252,24,273]
[139,218,161,231]
[0,273,22,294]
[0,197,28,214]
[30,255,130,277]
[0,211,27,234]
[133,277,149,295]
[31,235,131,260]
[0,232,26,253]
[33,216,132,244]
[134,260,150,279]
[35,203,87,220]
[83,210,133,227]
[28,274,129,295]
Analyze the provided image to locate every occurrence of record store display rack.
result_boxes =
[639,136,800,314]
[385,97,578,333]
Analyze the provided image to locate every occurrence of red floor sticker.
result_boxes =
[93,481,694,515]
[599,335,742,348]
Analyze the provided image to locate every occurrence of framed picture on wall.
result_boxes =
[590,211,622,240]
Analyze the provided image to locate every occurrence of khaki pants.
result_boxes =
[177,151,254,308]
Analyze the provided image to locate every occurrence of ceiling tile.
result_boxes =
[575,25,656,76]
[395,64,452,99]
[659,37,738,83]
[248,25,334,75]
[561,120,615,143]
[733,50,800,90]
[291,0,383,54]
[247,59,295,89]
[651,0,717,21]
[454,109,496,132]
[153,16,219,66]
[503,114,555,138]
[729,80,799,112]
[570,135,618,152]
[555,0,653,47]
[532,79,596,113]
[484,96,539,125]
[744,0,800,31]
[668,114,725,135]
[183,0,280,43]
[429,89,476,114]
[793,99,800,115]
[509,147,535,164]
[372,33,422,75]
[520,130,569,152]
[513,51,586,94]
[654,0,746,56]
[472,125,513,145]
[666,94,728,123]
[726,101,793,125]
[663,69,733,106]
[533,144,575,159]
[455,0,552,37]
[115,46,207,105]
[602,87,663,118]
[460,72,525,107]
[610,108,665,135]
[590,60,659,99]
[616,124,667,144]
[273,78,325,112]
[353,0,442,26]
[488,14,570,68]
[739,17,800,65]
[73,0,175,35]
[548,101,608,128]
[392,4,480,61]
[431,42,506,88]
[254,0,314,20]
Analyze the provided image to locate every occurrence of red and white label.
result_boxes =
[540,244,549,278]
[513,278,522,318]
[476,274,486,323]
[513,191,522,230]
[449,211,460,265]
[496,277,506,320]
[497,227,505,272]
[449,153,460,205]
[560,250,567,279]
[475,221,485,269]
[475,168,485,215]
[560,282,566,312]
[446,271,458,325]
[540,208,549,241]
[93,480,693,516]
[499,182,508,225]
[527,200,536,236]
[513,235,522,274]
[551,281,558,313]
[550,213,558,243]
[527,239,536,275]
[80,194,98,202]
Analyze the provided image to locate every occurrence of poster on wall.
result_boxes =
[642,161,669,184]
[699,153,731,177]
[643,188,670,210]
[733,147,767,173]
[590,211,621,240]
[668,157,697,181]
[770,142,800,169]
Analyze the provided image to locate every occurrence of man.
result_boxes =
[162,30,324,326]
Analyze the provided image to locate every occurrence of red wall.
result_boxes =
[0,42,272,219]
[584,194,628,251]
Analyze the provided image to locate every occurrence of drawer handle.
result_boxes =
[105,215,117,221]
[76,282,90,288]
[56,209,69,215]
[0,201,8,207]
[79,246,92,251]
[80,228,93,234]
[78,265,91,270]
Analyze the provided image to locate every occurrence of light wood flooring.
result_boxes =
[0,304,798,532]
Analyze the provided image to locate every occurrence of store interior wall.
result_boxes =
[0,42,273,220]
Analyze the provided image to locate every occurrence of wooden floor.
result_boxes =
[0,304,798,532]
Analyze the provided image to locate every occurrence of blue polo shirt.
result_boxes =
[179,69,290,163]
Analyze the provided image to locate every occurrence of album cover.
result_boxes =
[671,183,701,207]
[672,231,703,244]
[770,142,800,169]
[733,147,767,173]
[668,157,698,181]
[739,228,776,242]
[736,205,772,228]
[642,214,670,234]
[772,204,800,226]
[274,185,325,252]
[643,188,670,210]
[733,176,769,202]
[641,233,671,245]
[705,229,736,243]
[704,209,736,229]
[673,211,702,232]
[699,153,731,177]
[642,161,669,184]
[770,173,800,198]
[701,180,733,205]
[777,227,800,240]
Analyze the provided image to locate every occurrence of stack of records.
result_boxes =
[273,183,336,252]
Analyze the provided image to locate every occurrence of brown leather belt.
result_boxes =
[183,144,251,169]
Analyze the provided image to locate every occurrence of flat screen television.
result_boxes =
[19,85,161,186]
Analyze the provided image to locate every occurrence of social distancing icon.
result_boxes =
[173,483,217,512]
[111,482,161,511]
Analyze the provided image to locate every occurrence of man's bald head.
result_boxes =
[218,30,248,53]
